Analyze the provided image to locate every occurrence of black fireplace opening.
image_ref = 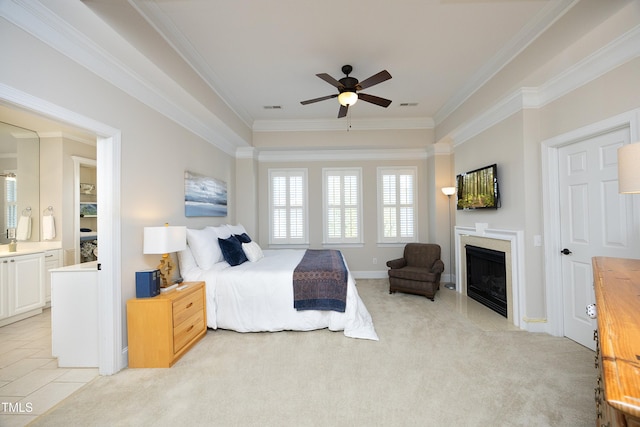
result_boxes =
[465,245,507,318]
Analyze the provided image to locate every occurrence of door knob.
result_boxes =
[561,248,572,255]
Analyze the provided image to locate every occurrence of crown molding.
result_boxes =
[450,88,531,147]
[536,24,640,108]
[129,0,254,129]
[449,24,640,147]
[235,146,257,160]
[253,117,434,132]
[0,0,246,156]
[256,148,428,163]
[0,82,119,138]
[429,141,453,156]
[434,0,578,126]
[38,131,97,146]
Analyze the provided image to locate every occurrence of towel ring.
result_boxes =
[22,207,32,217]
[44,206,54,216]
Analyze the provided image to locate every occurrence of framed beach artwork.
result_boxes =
[184,171,228,217]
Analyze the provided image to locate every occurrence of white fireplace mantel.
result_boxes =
[454,226,525,329]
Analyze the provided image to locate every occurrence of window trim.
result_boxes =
[377,166,418,244]
[268,168,309,246]
[322,167,363,245]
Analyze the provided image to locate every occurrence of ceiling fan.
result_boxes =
[300,65,392,118]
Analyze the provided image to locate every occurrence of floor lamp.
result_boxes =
[441,186,456,290]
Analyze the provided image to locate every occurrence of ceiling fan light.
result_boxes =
[338,91,358,107]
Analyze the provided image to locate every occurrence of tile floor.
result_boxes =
[0,309,98,427]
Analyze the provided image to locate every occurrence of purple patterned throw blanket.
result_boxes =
[293,249,348,312]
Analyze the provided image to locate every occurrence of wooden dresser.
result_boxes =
[127,281,207,368]
[592,257,640,427]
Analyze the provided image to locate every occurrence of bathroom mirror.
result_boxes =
[0,121,39,244]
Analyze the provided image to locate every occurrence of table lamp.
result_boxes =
[143,223,187,287]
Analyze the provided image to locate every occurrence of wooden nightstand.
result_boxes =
[127,281,207,368]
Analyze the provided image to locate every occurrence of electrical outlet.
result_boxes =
[372,258,377,265]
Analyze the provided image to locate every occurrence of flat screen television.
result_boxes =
[456,163,499,210]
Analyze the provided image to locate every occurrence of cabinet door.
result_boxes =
[12,253,45,315]
[0,261,7,319]
[44,249,62,303]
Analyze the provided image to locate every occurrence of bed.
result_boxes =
[178,225,378,341]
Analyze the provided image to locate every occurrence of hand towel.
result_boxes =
[43,215,56,240]
[16,215,31,241]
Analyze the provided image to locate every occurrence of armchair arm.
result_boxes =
[430,259,445,274]
[386,258,407,269]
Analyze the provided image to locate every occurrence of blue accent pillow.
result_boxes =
[234,233,251,243]
[218,236,248,266]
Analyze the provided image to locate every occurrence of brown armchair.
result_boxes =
[387,243,444,301]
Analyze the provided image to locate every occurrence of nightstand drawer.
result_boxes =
[174,310,205,353]
[173,289,203,326]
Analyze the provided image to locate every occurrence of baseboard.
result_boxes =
[352,271,388,279]
[0,308,43,328]
[521,317,549,333]
[121,346,129,370]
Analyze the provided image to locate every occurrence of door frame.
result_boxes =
[0,83,123,375]
[541,109,640,337]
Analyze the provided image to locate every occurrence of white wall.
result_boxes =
[0,19,237,352]
[439,1,640,327]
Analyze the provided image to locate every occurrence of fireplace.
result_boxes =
[465,245,507,317]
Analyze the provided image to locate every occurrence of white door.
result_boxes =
[558,127,637,349]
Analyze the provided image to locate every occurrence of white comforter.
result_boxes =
[182,249,378,340]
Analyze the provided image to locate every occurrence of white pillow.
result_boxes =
[227,223,247,236]
[242,241,264,262]
[186,227,222,269]
[208,224,232,239]
[177,246,198,276]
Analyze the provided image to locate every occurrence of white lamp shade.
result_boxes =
[143,226,187,254]
[618,142,640,193]
[338,91,358,107]
[441,186,456,196]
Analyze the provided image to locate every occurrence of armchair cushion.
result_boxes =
[388,264,442,283]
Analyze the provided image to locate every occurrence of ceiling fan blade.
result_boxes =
[316,73,344,89]
[358,93,392,108]
[338,104,348,118]
[357,70,392,90]
[300,94,338,105]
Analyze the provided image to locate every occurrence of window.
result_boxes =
[5,175,16,232]
[323,168,362,244]
[269,169,308,245]
[377,167,417,243]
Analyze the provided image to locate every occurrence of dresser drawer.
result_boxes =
[173,289,203,326]
[174,310,205,353]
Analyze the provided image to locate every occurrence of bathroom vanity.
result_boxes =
[0,243,62,327]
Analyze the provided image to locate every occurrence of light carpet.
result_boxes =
[30,279,594,426]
